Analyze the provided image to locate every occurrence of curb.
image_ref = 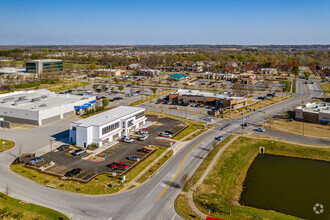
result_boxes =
[0,141,15,153]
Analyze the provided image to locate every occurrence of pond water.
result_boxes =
[240,154,330,219]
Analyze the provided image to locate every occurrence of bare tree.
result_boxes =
[224,190,235,215]
[180,173,190,188]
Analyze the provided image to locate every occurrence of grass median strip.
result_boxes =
[0,192,68,220]
[11,146,167,195]
[137,149,173,183]
[192,136,330,219]
[0,139,15,152]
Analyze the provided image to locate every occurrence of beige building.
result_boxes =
[169,89,247,109]
[295,102,330,125]
[94,69,126,77]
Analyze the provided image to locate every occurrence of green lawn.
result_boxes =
[11,146,167,195]
[176,195,201,220]
[178,136,330,220]
[0,192,68,220]
[41,81,89,93]
[129,90,172,106]
[320,83,330,95]
[0,139,15,152]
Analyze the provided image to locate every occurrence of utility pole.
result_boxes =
[230,102,232,118]
[302,122,304,136]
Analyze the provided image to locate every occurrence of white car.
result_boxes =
[123,137,134,143]
[203,117,214,122]
[255,127,265,132]
[138,134,149,141]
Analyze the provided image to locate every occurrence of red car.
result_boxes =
[137,148,152,153]
[108,162,130,170]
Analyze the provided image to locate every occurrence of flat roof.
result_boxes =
[73,106,144,127]
[0,89,95,111]
[0,67,27,74]
[172,89,244,100]
[26,59,62,63]
[297,102,330,114]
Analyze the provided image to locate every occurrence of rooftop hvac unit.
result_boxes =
[31,97,41,102]
[39,103,46,107]
[17,96,27,101]
[41,95,47,99]
[3,97,15,103]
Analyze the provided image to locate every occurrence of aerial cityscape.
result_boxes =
[0,0,329,220]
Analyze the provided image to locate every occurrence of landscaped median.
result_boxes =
[0,139,15,153]
[11,146,167,195]
[320,82,330,96]
[129,89,173,106]
[176,136,330,220]
[0,192,68,220]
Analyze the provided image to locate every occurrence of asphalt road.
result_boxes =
[0,79,327,220]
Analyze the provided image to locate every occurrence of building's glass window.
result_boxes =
[135,111,145,119]
[102,122,119,135]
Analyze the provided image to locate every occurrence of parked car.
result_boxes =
[57,144,70,151]
[137,148,152,153]
[72,148,86,156]
[127,156,141,161]
[28,156,44,166]
[135,128,149,134]
[137,134,149,141]
[203,117,214,122]
[64,168,82,177]
[255,127,265,132]
[215,136,224,141]
[122,136,134,143]
[108,162,130,170]
[241,122,250,127]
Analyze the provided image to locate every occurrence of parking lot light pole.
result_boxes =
[242,110,244,135]
[264,104,266,126]
[50,139,53,163]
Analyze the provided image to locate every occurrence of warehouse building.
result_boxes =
[169,89,247,109]
[0,89,95,126]
[69,106,146,148]
[295,102,330,125]
[26,59,63,74]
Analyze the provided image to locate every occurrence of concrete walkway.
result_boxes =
[187,135,239,220]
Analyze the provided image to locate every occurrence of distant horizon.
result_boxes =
[1,0,329,45]
[0,44,329,47]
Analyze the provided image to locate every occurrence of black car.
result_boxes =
[64,168,82,178]
[57,144,70,151]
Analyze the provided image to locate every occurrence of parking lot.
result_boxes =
[27,115,185,182]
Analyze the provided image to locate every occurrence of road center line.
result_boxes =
[156,132,215,200]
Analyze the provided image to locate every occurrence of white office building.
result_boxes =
[69,106,146,148]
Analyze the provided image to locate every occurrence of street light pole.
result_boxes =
[50,139,53,163]
[264,104,266,126]
[242,110,244,135]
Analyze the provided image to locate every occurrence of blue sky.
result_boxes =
[0,0,329,45]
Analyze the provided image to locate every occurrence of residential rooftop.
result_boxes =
[73,106,144,127]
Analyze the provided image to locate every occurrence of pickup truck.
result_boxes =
[108,162,130,170]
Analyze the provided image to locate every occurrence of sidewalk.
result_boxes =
[187,135,239,220]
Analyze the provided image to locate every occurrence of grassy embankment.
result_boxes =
[11,146,167,195]
[0,139,15,152]
[177,136,330,220]
[222,94,291,119]
[0,192,68,220]
[267,115,330,139]
[320,83,330,96]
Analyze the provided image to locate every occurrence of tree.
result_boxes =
[93,84,98,90]
[224,190,235,216]
[180,173,190,188]
[111,87,114,91]
[131,81,136,86]
[303,71,310,79]
[292,65,300,76]
[102,84,106,90]
[136,82,141,86]
[151,88,158,94]
[89,63,98,70]
[118,85,124,91]
[102,98,110,107]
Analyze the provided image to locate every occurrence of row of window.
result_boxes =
[102,122,119,135]
[135,111,145,119]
